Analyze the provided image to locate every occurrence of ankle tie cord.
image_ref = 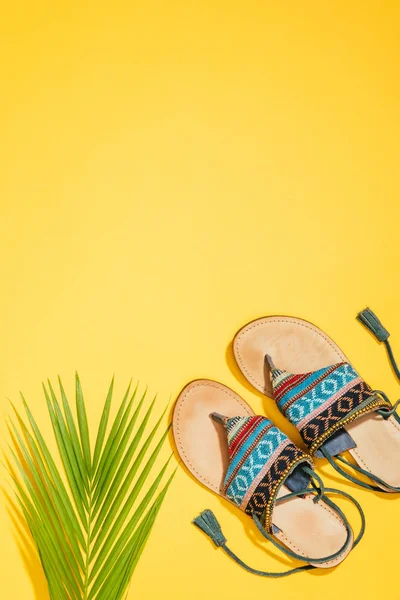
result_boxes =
[325,308,400,492]
[193,466,365,577]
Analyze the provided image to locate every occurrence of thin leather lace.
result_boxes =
[193,465,365,577]
[322,308,400,492]
[322,390,400,492]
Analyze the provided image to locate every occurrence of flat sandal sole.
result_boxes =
[173,379,353,568]
[233,315,400,490]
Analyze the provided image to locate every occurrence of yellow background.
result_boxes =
[1,1,400,598]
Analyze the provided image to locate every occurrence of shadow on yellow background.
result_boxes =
[1,450,49,599]
[3,489,49,600]
[1,1,400,599]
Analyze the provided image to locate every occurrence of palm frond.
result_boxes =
[8,375,174,600]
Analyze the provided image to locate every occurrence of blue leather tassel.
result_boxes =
[357,307,400,383]
[357,307,390,342]
[192,509,227,547]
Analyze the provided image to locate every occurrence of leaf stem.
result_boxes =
[83,492,93,600]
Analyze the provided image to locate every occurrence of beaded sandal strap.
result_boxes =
[267,356,391,457]
[210,412,313,532]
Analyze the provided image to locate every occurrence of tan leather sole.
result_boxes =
[173,379,353,568]
[233,315,400,490]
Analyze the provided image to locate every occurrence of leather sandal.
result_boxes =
[173,380,364,576]
[233,308,400,492]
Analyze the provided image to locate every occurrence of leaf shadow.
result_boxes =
[1,480,49,600]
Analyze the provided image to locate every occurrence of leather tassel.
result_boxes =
[356,307,390,342]
[192,509,227,547]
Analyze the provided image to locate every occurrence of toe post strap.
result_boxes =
[210,412,228,425]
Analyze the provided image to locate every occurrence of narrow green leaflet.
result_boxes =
[10,448,83,598]
[7,376,174,600]
[90,501,157,600]
[19,396,87,549]
[91,393,155,523]
[92,381,135,489]
[91,389,150,510]
[9,422,85,578]
[75,373,92,476]
[43,385,89,523]
[115,471,176,600]
[47,381,90,496]
[92,377,114,474]
[57,377,90,487]
[89,412,168,555]
[89,465,175,591]
[10,410,85,561]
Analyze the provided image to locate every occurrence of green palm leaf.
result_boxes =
[7,375,175,600]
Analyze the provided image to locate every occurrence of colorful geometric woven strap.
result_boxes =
[269,360,391,455]
[213,414,312,531]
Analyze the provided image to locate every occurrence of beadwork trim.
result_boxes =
[262,454,314,532]
[308,395,391,455]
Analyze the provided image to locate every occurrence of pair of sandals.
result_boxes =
[173,308,400,576]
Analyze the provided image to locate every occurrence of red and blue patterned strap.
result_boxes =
[268,357,390,455]
[211,413,312,531]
